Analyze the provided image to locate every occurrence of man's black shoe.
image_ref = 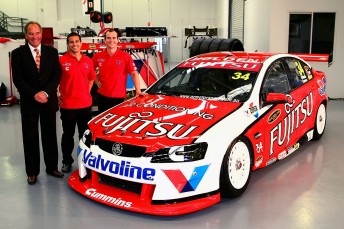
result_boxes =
[61,164,72,173]
[46,170,64,178]
[27,176,37,185]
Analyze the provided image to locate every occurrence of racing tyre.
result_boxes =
[199,38,215,54]
[218,38,244,52]
[208,38,225,53]
[189,38,204,57]
[313,103,327,140]
[220,136,252,198]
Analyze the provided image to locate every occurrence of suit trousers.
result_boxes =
[21,112,59,176]
[60,107,92,165]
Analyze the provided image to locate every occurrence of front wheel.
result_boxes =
[313,103,327,140]
[220,137,252,198]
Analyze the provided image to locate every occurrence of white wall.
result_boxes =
[244,0,344,98]
[244,0,270,52]
[0,0,225,62]
[214,0,229,39]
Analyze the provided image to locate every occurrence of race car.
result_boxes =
[68,51,329,216]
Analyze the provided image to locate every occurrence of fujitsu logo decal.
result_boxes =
[269,92,313,155]
[93,112,199,139]
[162,165,209,193]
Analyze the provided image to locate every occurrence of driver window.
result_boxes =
[285,57,310,90]
[262,61,290,94]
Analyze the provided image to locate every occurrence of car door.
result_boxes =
[260,60,299,164]
[284,57,315,139]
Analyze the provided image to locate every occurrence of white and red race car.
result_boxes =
[68,51,329,216]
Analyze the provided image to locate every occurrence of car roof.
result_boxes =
[178,51,275,72]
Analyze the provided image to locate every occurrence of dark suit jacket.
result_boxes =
[11,44,62,114]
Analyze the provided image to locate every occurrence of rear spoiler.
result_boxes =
[247,51,333,67]
[293,52,333,67]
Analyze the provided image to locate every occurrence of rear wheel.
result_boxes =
[220,137,252,198]
[313,103,327,140]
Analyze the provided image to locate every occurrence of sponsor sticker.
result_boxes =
[93,112,199,139]
[269,92,313,155]
[268,109,281,124]
[266,157,276,166]
[162,165,209,193]
[255,155,263,168]
[82,150,156,181]
[318,77,326,96]
[278,150,287,160]
[85,188,132,208]
[244,102,258,118]
[287,143,300,155]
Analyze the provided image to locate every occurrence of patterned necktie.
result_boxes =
[34,48,40,72]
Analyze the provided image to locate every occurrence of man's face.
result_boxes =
[25,24,42,48]
[105,31,118,48]
[67,35,81,54]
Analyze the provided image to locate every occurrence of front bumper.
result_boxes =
[68,170,220,216]
[67,140,220,216]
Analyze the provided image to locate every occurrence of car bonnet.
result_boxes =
[88,94,241,152]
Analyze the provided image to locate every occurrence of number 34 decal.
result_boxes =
[232,72,250,80]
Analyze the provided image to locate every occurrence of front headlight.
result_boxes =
[151,142,208,163]
[81,129,92,148]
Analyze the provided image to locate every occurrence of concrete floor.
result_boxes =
[0,100,344,229]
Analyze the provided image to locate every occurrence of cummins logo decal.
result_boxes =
[85,188,132,208]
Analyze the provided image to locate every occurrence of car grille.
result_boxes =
[95,138,147,157]
[99,173,142,194]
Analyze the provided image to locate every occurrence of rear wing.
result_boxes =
[236,51,333,67]
[293,52,333,67]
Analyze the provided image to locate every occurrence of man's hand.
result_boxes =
[34,91,48,103]
[95,77,102,88]
[135,90,147,97]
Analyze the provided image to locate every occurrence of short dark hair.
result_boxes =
[67,32,82,43]
[104,28,120,38]
[24,21,42,34]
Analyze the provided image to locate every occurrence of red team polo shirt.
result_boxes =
[92,49,137,98]
[59,52,96,109]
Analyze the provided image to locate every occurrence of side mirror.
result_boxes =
[263,93,291,106]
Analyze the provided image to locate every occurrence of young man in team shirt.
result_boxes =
[92,29,144,113]
[59,32,96,173]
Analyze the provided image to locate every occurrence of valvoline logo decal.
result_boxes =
[82,149,156,181]
[162,165,209,193]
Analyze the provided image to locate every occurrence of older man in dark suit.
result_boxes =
[11,21,63,185]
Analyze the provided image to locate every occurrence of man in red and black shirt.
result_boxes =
[92,29,144,113]
[59,32,96,173]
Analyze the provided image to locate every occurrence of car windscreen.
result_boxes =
[147,67,257,102]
